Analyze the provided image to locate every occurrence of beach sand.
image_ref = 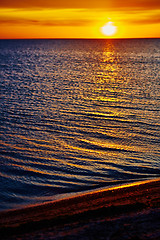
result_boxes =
[0,178,160,239]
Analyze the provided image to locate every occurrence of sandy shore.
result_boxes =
[0,178,160,239]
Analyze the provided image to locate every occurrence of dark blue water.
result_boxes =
[0,39,160,211]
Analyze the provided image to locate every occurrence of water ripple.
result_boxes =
[0,39,160,210]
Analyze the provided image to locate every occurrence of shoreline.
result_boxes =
[0,178,160,239]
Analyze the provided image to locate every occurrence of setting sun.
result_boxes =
[0,0,159,39]
[101,22,117,37]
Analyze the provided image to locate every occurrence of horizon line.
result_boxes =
[0,37,160,40]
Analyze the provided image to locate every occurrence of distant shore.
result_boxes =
[0,178,160,240]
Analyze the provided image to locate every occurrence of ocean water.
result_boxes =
[0,39,160,211]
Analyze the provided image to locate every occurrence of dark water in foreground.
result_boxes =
[0,39,160,211]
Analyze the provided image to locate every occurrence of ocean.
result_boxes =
[0,39,160,211]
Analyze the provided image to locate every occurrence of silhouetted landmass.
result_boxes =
[0,178,160,239]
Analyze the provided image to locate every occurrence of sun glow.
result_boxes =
[101,22,117,37]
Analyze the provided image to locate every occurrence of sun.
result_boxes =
[101,22,117,36]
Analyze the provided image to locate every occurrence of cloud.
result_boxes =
[0,16,93,27]
[125,14,160,25]
[111,0,160,11]
[0,0,160,11]
[0,0,104,9]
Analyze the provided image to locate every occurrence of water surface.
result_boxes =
[0,39,160,211]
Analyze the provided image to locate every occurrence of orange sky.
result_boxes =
[0,0,160,39]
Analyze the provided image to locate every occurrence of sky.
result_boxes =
[0,0,160,39]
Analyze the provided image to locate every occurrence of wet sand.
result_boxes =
[0,178,160,239]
